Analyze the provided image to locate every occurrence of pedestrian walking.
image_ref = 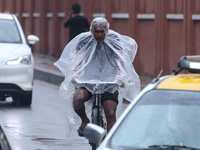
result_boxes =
[64,3,90,42]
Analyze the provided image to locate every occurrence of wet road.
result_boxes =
[0,80,91,150]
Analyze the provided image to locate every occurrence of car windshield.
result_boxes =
[0,19,22,43]
[110,89,200,149]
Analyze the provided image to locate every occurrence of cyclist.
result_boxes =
[55,17,140,136]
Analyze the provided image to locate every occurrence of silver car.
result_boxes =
[0,121,12,150]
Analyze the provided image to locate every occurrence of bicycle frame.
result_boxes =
[74,79,118,150]
[90,85,104,150]
[92,89,104,128]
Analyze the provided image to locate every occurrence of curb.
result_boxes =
[34,66,153,89]
[34,67,64,86]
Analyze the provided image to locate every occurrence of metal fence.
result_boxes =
[1,0,200,77]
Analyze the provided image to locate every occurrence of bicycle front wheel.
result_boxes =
[92,107,100,125]
[91,107,100,150]
[91,143,97,150]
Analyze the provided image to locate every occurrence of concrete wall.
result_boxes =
[1,0,200,77]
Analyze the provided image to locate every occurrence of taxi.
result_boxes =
[84,55,200,150]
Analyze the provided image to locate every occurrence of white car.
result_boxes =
[0,13,39,106]
[84,55,200,150]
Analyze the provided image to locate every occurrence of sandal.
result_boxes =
[77,127,84,137]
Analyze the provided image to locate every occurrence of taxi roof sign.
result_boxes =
[174,55,200,75]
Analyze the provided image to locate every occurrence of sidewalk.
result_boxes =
[33,53,153,89]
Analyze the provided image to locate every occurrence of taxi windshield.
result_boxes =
[0,19,22,43]
[110,89,200,149]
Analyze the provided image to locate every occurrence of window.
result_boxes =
[0,19,22,43]
[110,90,200,149]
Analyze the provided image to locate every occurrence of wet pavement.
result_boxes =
[0,53,154,150]
[0,80,91,150]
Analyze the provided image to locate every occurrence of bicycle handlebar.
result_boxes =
[74,78,119,85]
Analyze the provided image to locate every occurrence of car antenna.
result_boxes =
[151,69,163,84]
[172,68,183,75]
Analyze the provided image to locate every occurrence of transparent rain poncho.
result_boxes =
[54,17,140,135]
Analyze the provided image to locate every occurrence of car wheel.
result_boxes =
[12,91,32,106]
[12,96,21,106]
[20,91,32,106]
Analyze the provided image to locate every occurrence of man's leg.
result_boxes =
[73,88,91,135]
[103,100,117,133]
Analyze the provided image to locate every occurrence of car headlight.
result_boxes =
[6,55,31,65]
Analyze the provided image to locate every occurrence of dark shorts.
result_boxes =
[79,87,119,105]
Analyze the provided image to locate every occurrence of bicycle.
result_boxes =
[74,79,119,150]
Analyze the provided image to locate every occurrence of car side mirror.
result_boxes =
[83,123,106,146]
[27,35,39,47]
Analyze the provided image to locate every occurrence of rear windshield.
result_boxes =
[0,19,22,43]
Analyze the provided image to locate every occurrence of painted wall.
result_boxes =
[1,0,200,77]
